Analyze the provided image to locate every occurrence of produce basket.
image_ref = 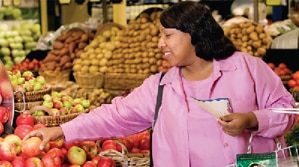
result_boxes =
[99,140,150,167]
[26,105,89,127]
[14,86,51,103]
[104,73,150,90]
[14,100,42,111]
[38,70,71,85]
[73,72,105,89]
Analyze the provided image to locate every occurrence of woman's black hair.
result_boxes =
[160,1,236,61]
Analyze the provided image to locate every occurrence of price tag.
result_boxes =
[3,0,11,6]
[59,0,71,4]
[13,0,21,6]
[266,0,283,5]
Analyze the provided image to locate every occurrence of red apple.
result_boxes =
[0,140,17,161]
[25,157,44,167]
[0,122,4,135]
[11,156,26,167]
[64,141,80,150]
[41,148,65,167]
[67,145,87,165]
[97,157,116,167]
[130,147,140,153]
[82,161,97,167]
[0,160,12,167]
[21,137,43,158]
[139,136,150,150]
[32,123,46,130]
[80,140,99,160]
[14,124,33,139]
[49,138,64,149]
[120,138,133,152]
[0,106,9,123]
[91,155,102,165]
[16,113,35,126]
[3,134,22,154]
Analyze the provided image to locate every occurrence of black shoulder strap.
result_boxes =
[152,72,165,129]
[150,72,165,167]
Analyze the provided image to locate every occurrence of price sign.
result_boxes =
[266,0,284,5]
[3,0,11,6]
[59,0,71,4]
[13,0,21,6]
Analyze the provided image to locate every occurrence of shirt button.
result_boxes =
[224,143,229,147]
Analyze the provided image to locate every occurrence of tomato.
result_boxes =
[288,79,297,88]
[292,71,299,80]
[278,63,287,69]
[267,62,275,70]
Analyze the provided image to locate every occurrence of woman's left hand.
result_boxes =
[218,112,258,136]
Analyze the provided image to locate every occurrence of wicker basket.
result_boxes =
[14,86,51,103]
[38,70,71,85]
[99,140,150,167]
[73,72,105,89]
[127,153,150,167]
[104,73,150,90]
[26,105,89,127]
[14,101,43,111]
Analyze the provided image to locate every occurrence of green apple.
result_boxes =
[67,146,87,165]
[1,47,10,56]
[63,101,72,110]
[35,76,46,85]
[17,77,25,85]
[42,101,53,109]
[43,94,52,102]
[81,99,90,108]
[22,71,34,77]
[0,38,8,47]
[33,82,42,91]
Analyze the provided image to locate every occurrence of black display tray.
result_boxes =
[263,49,299,72]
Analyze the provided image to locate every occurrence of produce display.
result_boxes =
[287,71,299,91]
[7,70,48,95]
[27,91,91,117]
[224,20,272,58]
[40,28,92,72]
[10,58,43,73]
[1,4,299,167]
[72,24,123,74]
[107,10,163,75]
[0,21,40,69]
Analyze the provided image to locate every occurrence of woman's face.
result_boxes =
[158,26,198,67]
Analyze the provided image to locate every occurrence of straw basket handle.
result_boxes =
[26,105,59,116]
[13,90,26,113]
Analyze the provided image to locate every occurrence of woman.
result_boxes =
[24,1,296,166]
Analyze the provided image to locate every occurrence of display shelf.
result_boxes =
[263,49,299,72]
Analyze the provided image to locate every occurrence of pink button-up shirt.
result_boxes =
[61,51,296,167]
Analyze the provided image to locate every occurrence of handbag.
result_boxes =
[150,72,166,167]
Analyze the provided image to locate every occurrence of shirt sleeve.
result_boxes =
[61,73,161,143]
[250,56,296,138]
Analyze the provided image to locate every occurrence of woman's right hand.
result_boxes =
[23,126,64,150]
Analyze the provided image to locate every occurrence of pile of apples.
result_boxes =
[0,113,117,167]
[10,58,43,73]
[267,62,292,77]
[287,70,299,90]
[0,105,9,136]
[30,91,91,116]
[7,70,48,93]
